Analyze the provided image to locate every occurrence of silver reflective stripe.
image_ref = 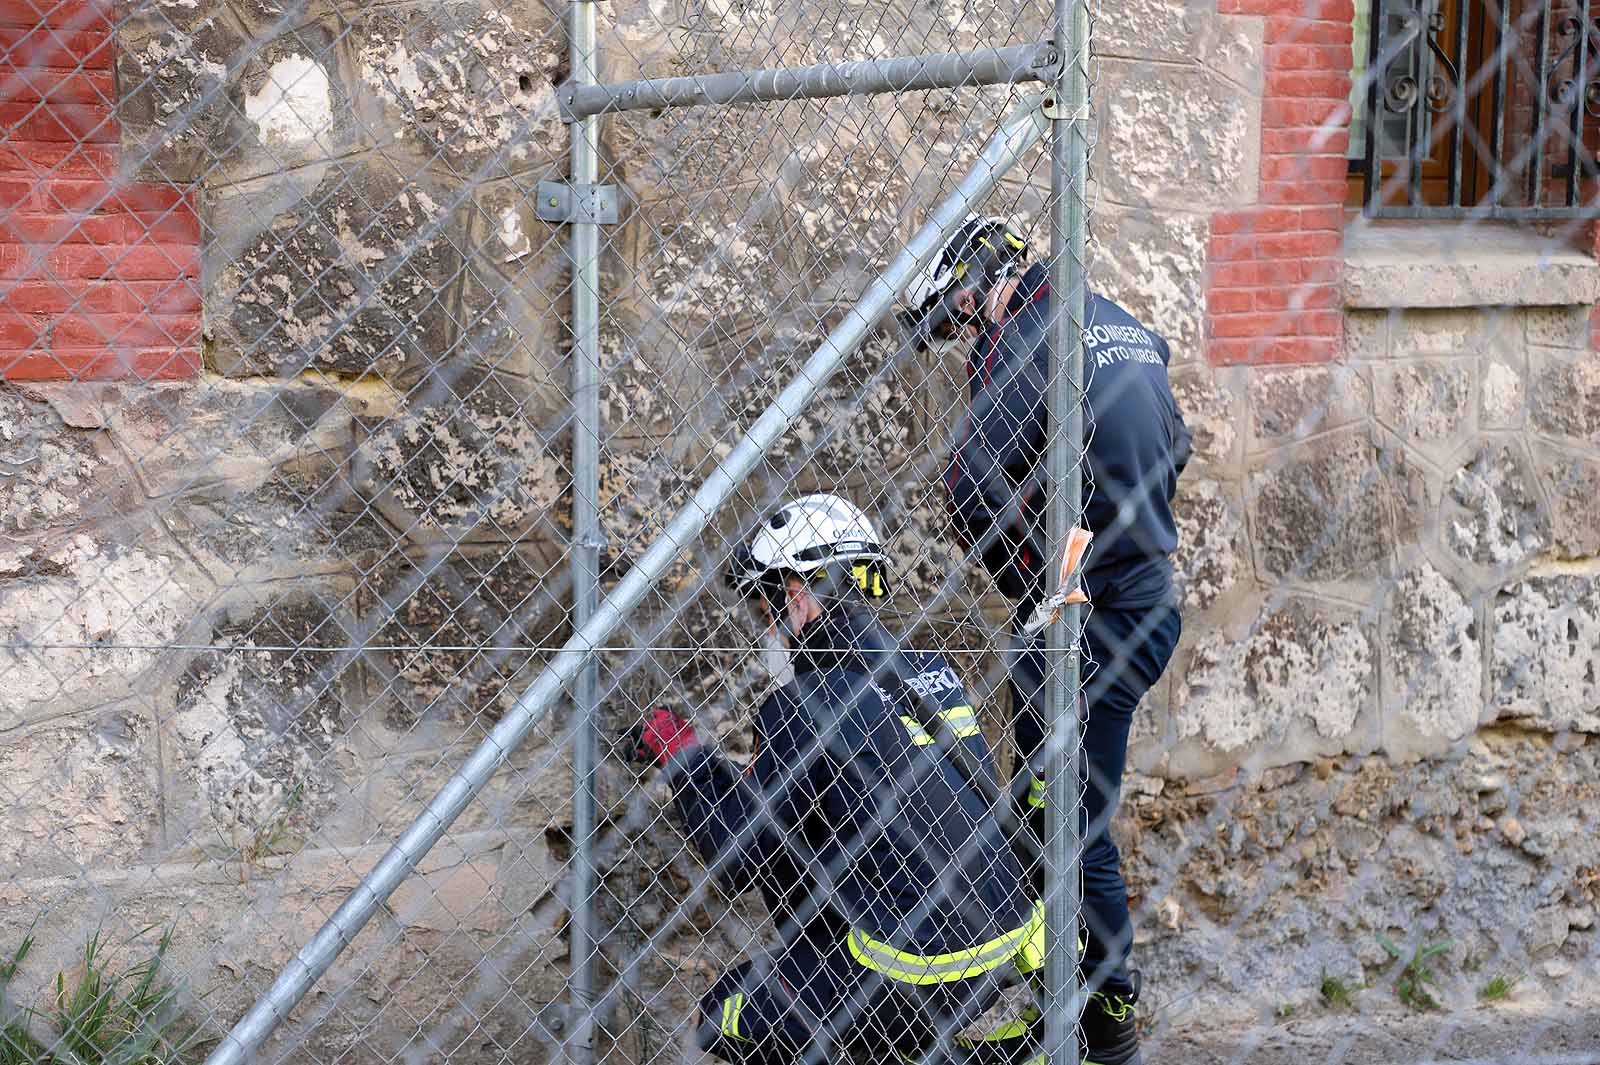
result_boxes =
[940,705,980,737]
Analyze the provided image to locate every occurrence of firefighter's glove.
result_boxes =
[626,706,700,769]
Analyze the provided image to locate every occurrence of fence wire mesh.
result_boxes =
[3,2,1600,1065]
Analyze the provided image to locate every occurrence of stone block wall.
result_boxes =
[1104,0,1600,1020]
[0,0,1597,1057]
[1160,304,1600,766]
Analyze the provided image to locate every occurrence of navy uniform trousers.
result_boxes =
[1009,600,1182,994]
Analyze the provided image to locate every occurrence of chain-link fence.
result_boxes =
[4,1,1600,1065]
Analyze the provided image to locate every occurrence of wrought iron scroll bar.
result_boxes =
[1365,0,1600,218]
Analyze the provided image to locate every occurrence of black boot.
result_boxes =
[1079,972,1141,1065]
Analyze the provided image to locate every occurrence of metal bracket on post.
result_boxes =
[1040,93,1086,122]
[1031,43,1064,85]
[537,180,621,225]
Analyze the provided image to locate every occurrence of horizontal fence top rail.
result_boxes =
[559,42,1061,120]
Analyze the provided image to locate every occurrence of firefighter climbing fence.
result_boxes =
[6,2,1600,1065]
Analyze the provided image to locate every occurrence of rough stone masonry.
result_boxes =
[0,0,1598,1061]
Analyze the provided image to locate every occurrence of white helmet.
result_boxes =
[726,494,888,599]
[899,213,1029,349]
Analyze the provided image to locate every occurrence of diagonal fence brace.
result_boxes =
[202,94,1052,1065]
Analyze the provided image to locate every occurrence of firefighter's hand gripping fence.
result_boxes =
[5,2,1600,1065]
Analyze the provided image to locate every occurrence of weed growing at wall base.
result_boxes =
[1318,970,1356,1010]
[192,785,306,883]
[1478,974,1519,1002]
[0,929,204,1065]
[1378,934,1454,1012]
[2,935,48,1064]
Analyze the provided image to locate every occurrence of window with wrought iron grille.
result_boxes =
[1348,0,1600,218]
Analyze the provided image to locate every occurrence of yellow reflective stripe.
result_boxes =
[1028,775,1046,809]
[899,716,935,746]
[939,705,980,738]
[719,994,748,1042]
[958,1005,1039,1043]
[966,1019,1028,1042]
[1016,903,1047,973]
[1010,902,1078,975]
[848,901,1044,985]
[902,708,979,747]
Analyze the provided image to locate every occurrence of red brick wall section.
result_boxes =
[1206,0,1354,365]
[0,0,200,380]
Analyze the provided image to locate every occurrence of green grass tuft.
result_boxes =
[2,935,48,1065]
[0,927,204,1064]
[1478,974,1519,1002]
[1378,933,1454,1012]
[1319,969,1356,1009]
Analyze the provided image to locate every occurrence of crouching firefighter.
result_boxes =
[626,494,1045,1065]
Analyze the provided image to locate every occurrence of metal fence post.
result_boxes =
[1045,0,1089,1062]
[567,0,602,1063]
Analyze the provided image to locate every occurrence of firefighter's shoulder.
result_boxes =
[759,673,866,739]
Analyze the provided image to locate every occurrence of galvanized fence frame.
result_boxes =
[197,8,1095,1060]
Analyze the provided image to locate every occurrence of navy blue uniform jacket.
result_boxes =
[944,265,1191,609]
[666,614,1032,960]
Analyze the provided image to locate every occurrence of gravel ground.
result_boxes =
[1145,998,1600,1064]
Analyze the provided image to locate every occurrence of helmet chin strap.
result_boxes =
[985,273,1019,320]
[759,560,888,675]
[936,263,1021,347]
[785,567,879,674]
[940,286,984,340]
[759,628,796,686]
[759,573,818,647]
[923,335,968,357]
